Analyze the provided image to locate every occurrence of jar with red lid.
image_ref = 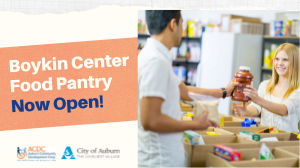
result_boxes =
[232,66,254,102]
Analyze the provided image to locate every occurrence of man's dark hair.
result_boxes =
[146,10,181,35]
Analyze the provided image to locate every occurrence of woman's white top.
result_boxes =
[249,80,300,133]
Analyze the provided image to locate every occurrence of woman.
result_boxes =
[235,43,299,133]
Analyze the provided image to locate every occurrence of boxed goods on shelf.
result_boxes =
[214,144,241,161]
[289,132,300,141]
[206,146,300,167]
[230,18,263,35]
[183,130,205,145]
[184,135,257,167]
[220,14,261,32]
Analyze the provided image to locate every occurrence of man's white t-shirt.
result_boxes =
[138,38,185,167]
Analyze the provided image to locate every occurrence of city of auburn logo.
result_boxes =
[17,147,28,159]
[61,146,76,159]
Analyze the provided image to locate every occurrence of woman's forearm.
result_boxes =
[245,105,259,117]
[256,97,288,116]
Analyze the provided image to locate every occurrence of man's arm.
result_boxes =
[179,79,239,101]
[140,97,212,132]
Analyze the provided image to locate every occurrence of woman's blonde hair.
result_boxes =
[266,43,299,99]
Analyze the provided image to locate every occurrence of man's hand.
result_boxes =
[194,110,212,130]
[225,79,240,97]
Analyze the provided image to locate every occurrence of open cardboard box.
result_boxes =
[219,113,230,117]
[206,147,299,167]
[221,116,245,127]
[259,141,299,148]
[221,126,291,141]
[275,146,300,156]
[184,135,257,167]
[195,127,234,136]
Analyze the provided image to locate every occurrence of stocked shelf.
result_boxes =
[138,34,201,41]
[263,36,300,44]
[172,59,199,65]
[260,31,299,82]
[138,27,204,86]
[261,67,272,73]
[138,34,150,38]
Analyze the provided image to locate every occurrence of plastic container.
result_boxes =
[232,66,254,102]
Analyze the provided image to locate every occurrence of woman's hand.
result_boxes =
[243,85,261,103]
[234,105,247,116]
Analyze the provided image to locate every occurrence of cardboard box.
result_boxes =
[219,113,230,117]
[275,146,300,156]
[221,14,261,32]
[195,127,234,136]
[230,18,263,34]
[221,127,290,141]
[181,116,192,122]
[180,102,193,112]
[222,116,245,127]
[183,142,192,167]
[221,126,288,134]
[186,135,257,167]
[259,141,300,148]
[223,116,243,121]
[206,147,299,167]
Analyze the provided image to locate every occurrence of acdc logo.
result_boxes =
[28,146,46,152]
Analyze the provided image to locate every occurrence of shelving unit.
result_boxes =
[260,35,300,82]
[138,27,204,86]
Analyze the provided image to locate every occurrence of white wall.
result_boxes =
[138,10,297,24]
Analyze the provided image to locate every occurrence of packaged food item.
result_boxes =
[186,112,194,118]
[242,118,257,127]
[257,126,278,133]
[239,131,261,141]
[260,143,274,160]
[193,100,220,126]
[260,137,278,142]
[289,132,300,141]
[231,66,254,103]
[206,132,219,135]
[214,144,241,161]
[183,130,205,145]
[219,117,224,127]
[251,158,256,161]
[275,21,283,37]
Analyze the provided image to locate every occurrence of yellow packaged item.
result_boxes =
[257,126,278,134]
[186,112,194,118]
[251,158,256,161]
[219,117,224,127]
[206,132,219,135]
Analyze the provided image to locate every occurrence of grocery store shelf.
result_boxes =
[138,34,150,38]
[264,35,300,38]
[261,67,272,72]
[187,61,199,65]
[138,34,201,41]
[263,36,300,43]
[182,36,201,41]
[172,59,199,65]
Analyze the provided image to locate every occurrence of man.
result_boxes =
[138,10,238,167]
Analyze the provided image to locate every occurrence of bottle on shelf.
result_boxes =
[263,49,271,69]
